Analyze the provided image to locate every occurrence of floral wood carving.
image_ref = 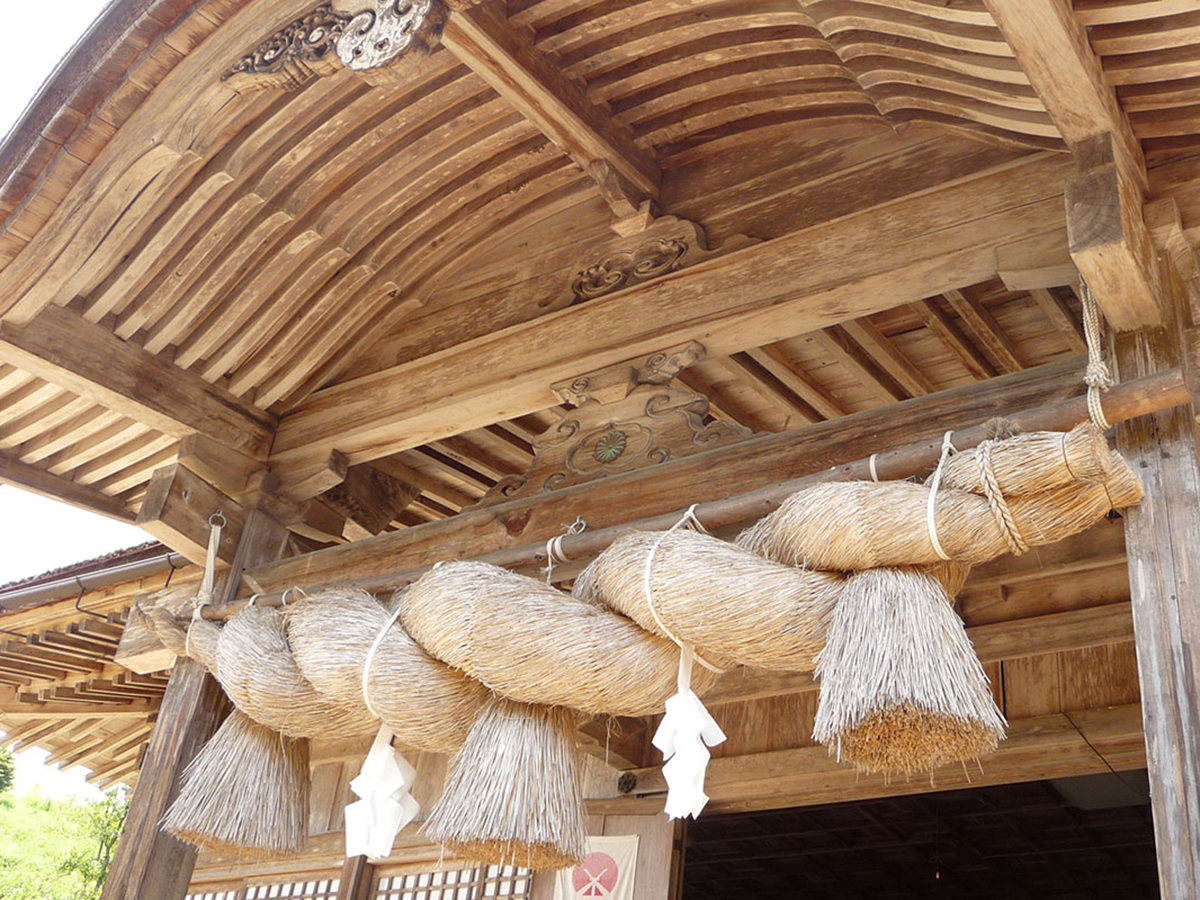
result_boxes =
[566,217,759,306]
[222,5,351,89]
[224,0,448,90]
[477,342,754,506]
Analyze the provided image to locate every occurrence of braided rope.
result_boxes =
[975,441,1028,556]
[1080,280,1114,430]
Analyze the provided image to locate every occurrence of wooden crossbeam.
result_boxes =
[322,464,421,539]
[441,1,660,209]
[0,305,275,459]
[244,357,1117,597]
[136,463,248,566]
[943,288,1025,373]
[597,704,1145,816]
[0,695,161,719]
[911,298,997,379]
[981,0,1145,187]
[0,450,134,521]
[270,152,1075,494]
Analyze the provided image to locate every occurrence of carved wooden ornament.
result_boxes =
[479,343,753,505]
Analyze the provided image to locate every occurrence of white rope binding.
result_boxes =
[186,511,224,658]
[544,516,587,583]
[924,432,956,562]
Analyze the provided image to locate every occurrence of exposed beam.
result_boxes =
[1066,133,1164,329]
[1030,288,1088,354]
[744,346,848,419]
[0,450,134,521]
[271,153,1076,493]
[810,326,905,405]
[840,319,934,397]
[598,704,1145,815]
[0,694,161,719]
[243,357,1165,599]
[320,464,420,537]
[704,601,1134,706]
[0,305,275,459]
[910,298,997,379]
[981,0,1145,188]
[441,1,660,208]
[136,463,248,567]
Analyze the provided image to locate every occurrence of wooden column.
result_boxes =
[102,508,290,900]
[336,855,375,900]
[1114,256,1200,898]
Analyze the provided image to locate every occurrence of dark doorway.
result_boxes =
[683,772,1158,899]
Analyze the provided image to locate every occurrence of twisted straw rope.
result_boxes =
[975,441,1028,556]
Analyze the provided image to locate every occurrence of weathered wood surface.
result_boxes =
[0,450,135,521]
[136,463,248,567]
[0,305,275,458]
[100,658,226,900]
[600,704,1146,816]
[1115,257,1200,899]
[231,361,1185,601]
[103,507,290,900]
[269,152,1076,491]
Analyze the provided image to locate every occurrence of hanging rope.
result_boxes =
[186,512,225,658]
[1079,279,1115,430]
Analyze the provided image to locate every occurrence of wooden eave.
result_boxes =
[0,0,1195,532]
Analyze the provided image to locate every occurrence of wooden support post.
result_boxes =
[336,855,375,900]
[1113,254,1200,898]
[102,507,290,900]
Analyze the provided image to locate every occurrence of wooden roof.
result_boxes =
[1,0,1196,537]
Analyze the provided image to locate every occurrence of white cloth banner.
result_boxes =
[551,835,640,900]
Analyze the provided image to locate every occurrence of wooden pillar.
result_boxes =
[337,856,375,900]
[102,508,290,900]
[1114,255,1200,898]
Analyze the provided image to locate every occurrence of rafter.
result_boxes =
[270,152,1075,494]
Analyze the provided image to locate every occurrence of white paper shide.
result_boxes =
[344,725,420,859]
[652,646,726,820]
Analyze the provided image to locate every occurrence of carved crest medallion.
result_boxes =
[478,343,753,505]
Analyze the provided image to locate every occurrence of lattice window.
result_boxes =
[185,892,240,900]
[374,864,533,900]
[243,878,341,899]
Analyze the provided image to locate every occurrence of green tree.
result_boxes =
[58,789,129,899]
[0,747,14,793]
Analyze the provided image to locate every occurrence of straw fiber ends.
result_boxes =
[574,529,842,671]
[401,561,709,717]
[285,588,488,754]
[422,699,587,871]
[164,709,310,857]
[813,567,1006,775]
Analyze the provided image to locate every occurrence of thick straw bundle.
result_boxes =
[216,605,378,740]
[164,709,310,857]
[401,562,712,717]
[422,699,587,871]
[737,458,1142,571]
[941,422,1111,495]
[812,567,1006,774]
[285,588,489,753]
[574,530,842,671]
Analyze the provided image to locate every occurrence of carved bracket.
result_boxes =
[566,216,758,305]
[478,342,753,506]
[223,0,453,90]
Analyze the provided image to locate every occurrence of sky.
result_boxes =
[1,0,143,801]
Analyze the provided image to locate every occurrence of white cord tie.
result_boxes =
[362,603,404,720]
[925,432,956,562]
[544,516,587,583]
[868,453,881,483]
[186,512,224,658]
[643,505,724,675]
